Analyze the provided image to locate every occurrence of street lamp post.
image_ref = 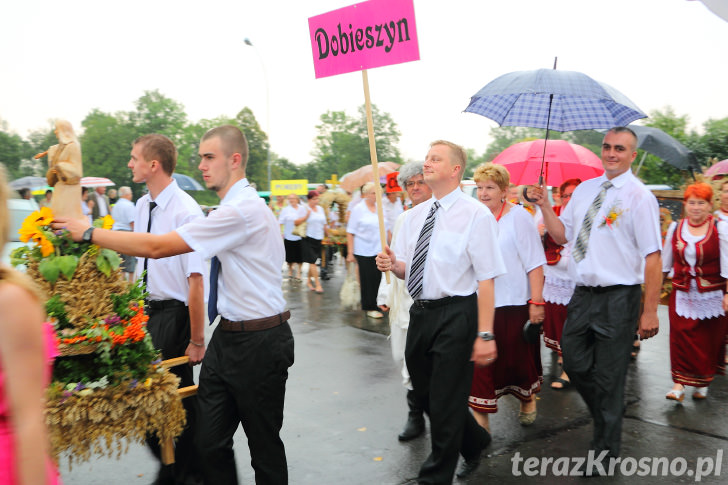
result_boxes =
[244,38,271,191]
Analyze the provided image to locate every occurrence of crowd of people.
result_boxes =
[3,125,728,484]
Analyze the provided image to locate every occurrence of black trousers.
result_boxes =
[145,300,202,485]
[406,294,488,484]
[562,285,641,458]
[197,321,294,485]
[354,255,381,311]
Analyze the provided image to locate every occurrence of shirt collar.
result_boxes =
[221,178,252,204]
[598,169,633,189]
[150,179,179,210]
[433,186,464,211]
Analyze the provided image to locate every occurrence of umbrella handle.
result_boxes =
[522,186,539,204]
[522,175,543,203]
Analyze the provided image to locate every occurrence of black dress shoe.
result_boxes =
[456,456,481,479]
[398,413,425,441]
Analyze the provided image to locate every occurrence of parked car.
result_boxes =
[1,198,37,266]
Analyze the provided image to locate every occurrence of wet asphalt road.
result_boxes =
[59,257,728,484]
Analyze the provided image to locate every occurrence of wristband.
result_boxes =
[189,339,204,347]
[528,299,545,306]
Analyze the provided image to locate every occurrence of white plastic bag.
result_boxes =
[340,262,361,310]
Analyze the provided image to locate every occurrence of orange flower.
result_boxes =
[34,233,55,257]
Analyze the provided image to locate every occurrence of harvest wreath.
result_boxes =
[11,207,185,464]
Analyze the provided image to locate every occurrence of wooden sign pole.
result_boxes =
[361,69,390,283]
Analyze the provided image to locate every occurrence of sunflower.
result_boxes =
[101,214,114,230]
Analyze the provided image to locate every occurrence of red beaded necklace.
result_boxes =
[687,216,709,228]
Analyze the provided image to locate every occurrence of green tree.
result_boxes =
[309,105,402,185]
[0,127,33,179]
[235,108,270,190]
[80,109,139,196]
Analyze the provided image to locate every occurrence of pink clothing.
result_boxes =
[0,322,60,484]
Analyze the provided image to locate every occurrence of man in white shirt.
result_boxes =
[376,161,432,442]
[56,125,293,485]
[111,186,136,282]
[376,140,506,483]
[128,135,206,484]
[533,127,662,470]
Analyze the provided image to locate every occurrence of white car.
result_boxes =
[2,198,38,266]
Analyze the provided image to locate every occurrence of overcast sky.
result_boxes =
[1,0,726,167]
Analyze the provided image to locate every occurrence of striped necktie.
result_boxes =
[572,181,613,263]
[407,201,440,300]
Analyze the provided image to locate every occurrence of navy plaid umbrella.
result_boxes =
[465,68,647,132]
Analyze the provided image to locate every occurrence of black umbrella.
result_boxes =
[627,125,700,173]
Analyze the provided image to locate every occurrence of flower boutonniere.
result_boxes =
[600,204,624,229]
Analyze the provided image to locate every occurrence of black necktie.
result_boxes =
[142,201,157,288]
[208,256,220,324]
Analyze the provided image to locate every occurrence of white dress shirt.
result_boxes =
[560,170,661,287]
[278,204,306,241]
[111,197,135,231]
[305,205,327,240]
[493,205,546,308]
[392,188,506,300]
[177,178,286,321]
[347,202,382,256]
[662,219,728,319]
[134,180,206,303]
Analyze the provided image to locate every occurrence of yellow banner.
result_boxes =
[271,179,309,196]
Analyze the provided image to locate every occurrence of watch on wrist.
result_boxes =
[477,331,495,341]
[82,227,95,243]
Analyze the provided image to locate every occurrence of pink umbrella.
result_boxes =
[80,176,115,187]
[339,162,399,193]
[704,159,728,178]
[491,139,603,186]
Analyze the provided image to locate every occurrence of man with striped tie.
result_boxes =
[532,126,662,471]
[376,140,505,483]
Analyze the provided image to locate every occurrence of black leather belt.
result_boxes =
[576,284,640,294]
[145,299,186,311]
[412,294,474,309]
[220,310,291,332]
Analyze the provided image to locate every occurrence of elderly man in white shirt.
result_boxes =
[377,140,506,483]
[376,161,432,442]
[533,127,662,471]
[55,125,293,485]
[111,186,136,282]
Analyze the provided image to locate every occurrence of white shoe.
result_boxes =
[692,387,708,400]
[366,310,384,319]
[665,388,685,402]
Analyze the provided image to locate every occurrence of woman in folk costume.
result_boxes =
[541,178,581,390]
[468,163,545,429]
[663,182,728,402]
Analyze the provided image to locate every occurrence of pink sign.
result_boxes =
[308,0,420,79]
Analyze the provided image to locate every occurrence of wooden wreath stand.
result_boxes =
[159,355,198,465]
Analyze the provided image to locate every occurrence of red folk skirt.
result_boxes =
[543,301,568,355]
[669,291,727,387]
[468,305,543,413]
